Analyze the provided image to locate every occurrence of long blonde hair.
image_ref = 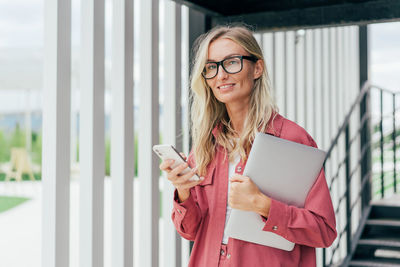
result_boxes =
[190,25,277,176]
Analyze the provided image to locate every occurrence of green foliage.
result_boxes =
[0,130,9,162]
[0,125,139,180]
[0,196,30,213]
[104,134,138,177]
[0,126,42,180]
[105,137,110,176]
[31,131,42,165]
[135,134,138,177]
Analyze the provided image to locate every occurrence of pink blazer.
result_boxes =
[172,113,337,267]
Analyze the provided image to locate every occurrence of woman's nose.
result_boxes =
[216,64,228,79]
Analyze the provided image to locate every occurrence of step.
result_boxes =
[370,205,400,220]
[358,238,400,250]
[366,219,400,227]
[349,259,400,267]
[364,219,400,238]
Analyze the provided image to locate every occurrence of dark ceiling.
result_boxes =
[173,0,400,30]
[175,0,371,16]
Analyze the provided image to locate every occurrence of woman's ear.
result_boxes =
[253,59,264,80]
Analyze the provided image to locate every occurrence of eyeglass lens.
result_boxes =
[203,57,242,79]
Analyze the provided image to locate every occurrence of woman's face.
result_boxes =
[205,38,263,106]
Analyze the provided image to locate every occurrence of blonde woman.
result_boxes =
[160,25,337,267]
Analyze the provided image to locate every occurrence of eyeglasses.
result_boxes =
[202,55,258,79]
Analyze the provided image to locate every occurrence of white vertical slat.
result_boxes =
[295,30,305,128]
[337,28,344,123]
[322,28,330,149]
[314,29,323,147]
[305,30,315,138]
[254,33,262,48]
[286,31,295,121]
[163,1,182,267]
[180,5,191,266]
[42,0,71,266]
[111,0,134,266]
[274,32,285,115]
[330,28,338,141]
[329,27,338,234]
[80,0,105,266]
[71,90,78,166]
[138,0,160,266]
[262,33,274,90]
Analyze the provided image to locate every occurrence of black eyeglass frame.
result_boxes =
[202,55,258,79]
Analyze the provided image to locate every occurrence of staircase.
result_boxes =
[322,83,400,267]
[349,199,400,267]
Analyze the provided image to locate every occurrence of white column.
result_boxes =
[322,28,330,149]
[285,31,295,121]
[70,89,77,166]
[274,32,286,116]
[180,5,191,266]
[138,0,160,266]
[162,1,182,267]
[305,30,315,138]
[111,0,134,266]
[262,32,274,91]
[42,0,71,266]
[295,30,306,128]
[79,0,105,266]
[314,29,323,147]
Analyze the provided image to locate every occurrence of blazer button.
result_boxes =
[272,225,278,231]
[227,253,231,259]
[220,249,225,255]
[237,166,242,172]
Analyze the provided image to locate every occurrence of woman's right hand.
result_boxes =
[159,156,204,202]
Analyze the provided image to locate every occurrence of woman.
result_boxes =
[160,25,337,267]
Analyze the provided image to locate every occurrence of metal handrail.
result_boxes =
[322,82,400,267]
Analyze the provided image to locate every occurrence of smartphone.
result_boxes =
[153,144,200,181]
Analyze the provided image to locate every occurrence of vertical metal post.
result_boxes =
[322,162,327,267]
[380,90,385,198]
[138,0,159,266]
[111,0,134,266]
[303,30,308,130]
[283,32,288,117]
[163,1,182,266]
[345,125,352,255]
[188,7,210,254]
[80,0,105,266]
[359,25,372,208]
[393,93,397,193]
[42,0,71,266]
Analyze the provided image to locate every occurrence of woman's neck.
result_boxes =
[225,101,249,136]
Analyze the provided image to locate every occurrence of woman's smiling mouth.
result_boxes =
[218,83,235,91]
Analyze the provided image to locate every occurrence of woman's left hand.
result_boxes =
[229,174,272,218]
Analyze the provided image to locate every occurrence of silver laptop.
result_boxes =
[226,132,326,251]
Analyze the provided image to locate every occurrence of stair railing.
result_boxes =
[322,81,400,266]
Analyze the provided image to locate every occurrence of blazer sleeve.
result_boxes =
[261,168,337,248]
[171,151,203,241]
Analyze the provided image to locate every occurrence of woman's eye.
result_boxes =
[207,64,216,70]
[227,59,239,65]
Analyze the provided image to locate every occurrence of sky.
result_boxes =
[0,0,399,114]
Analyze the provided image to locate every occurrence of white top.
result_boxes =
[222,152,240,244]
